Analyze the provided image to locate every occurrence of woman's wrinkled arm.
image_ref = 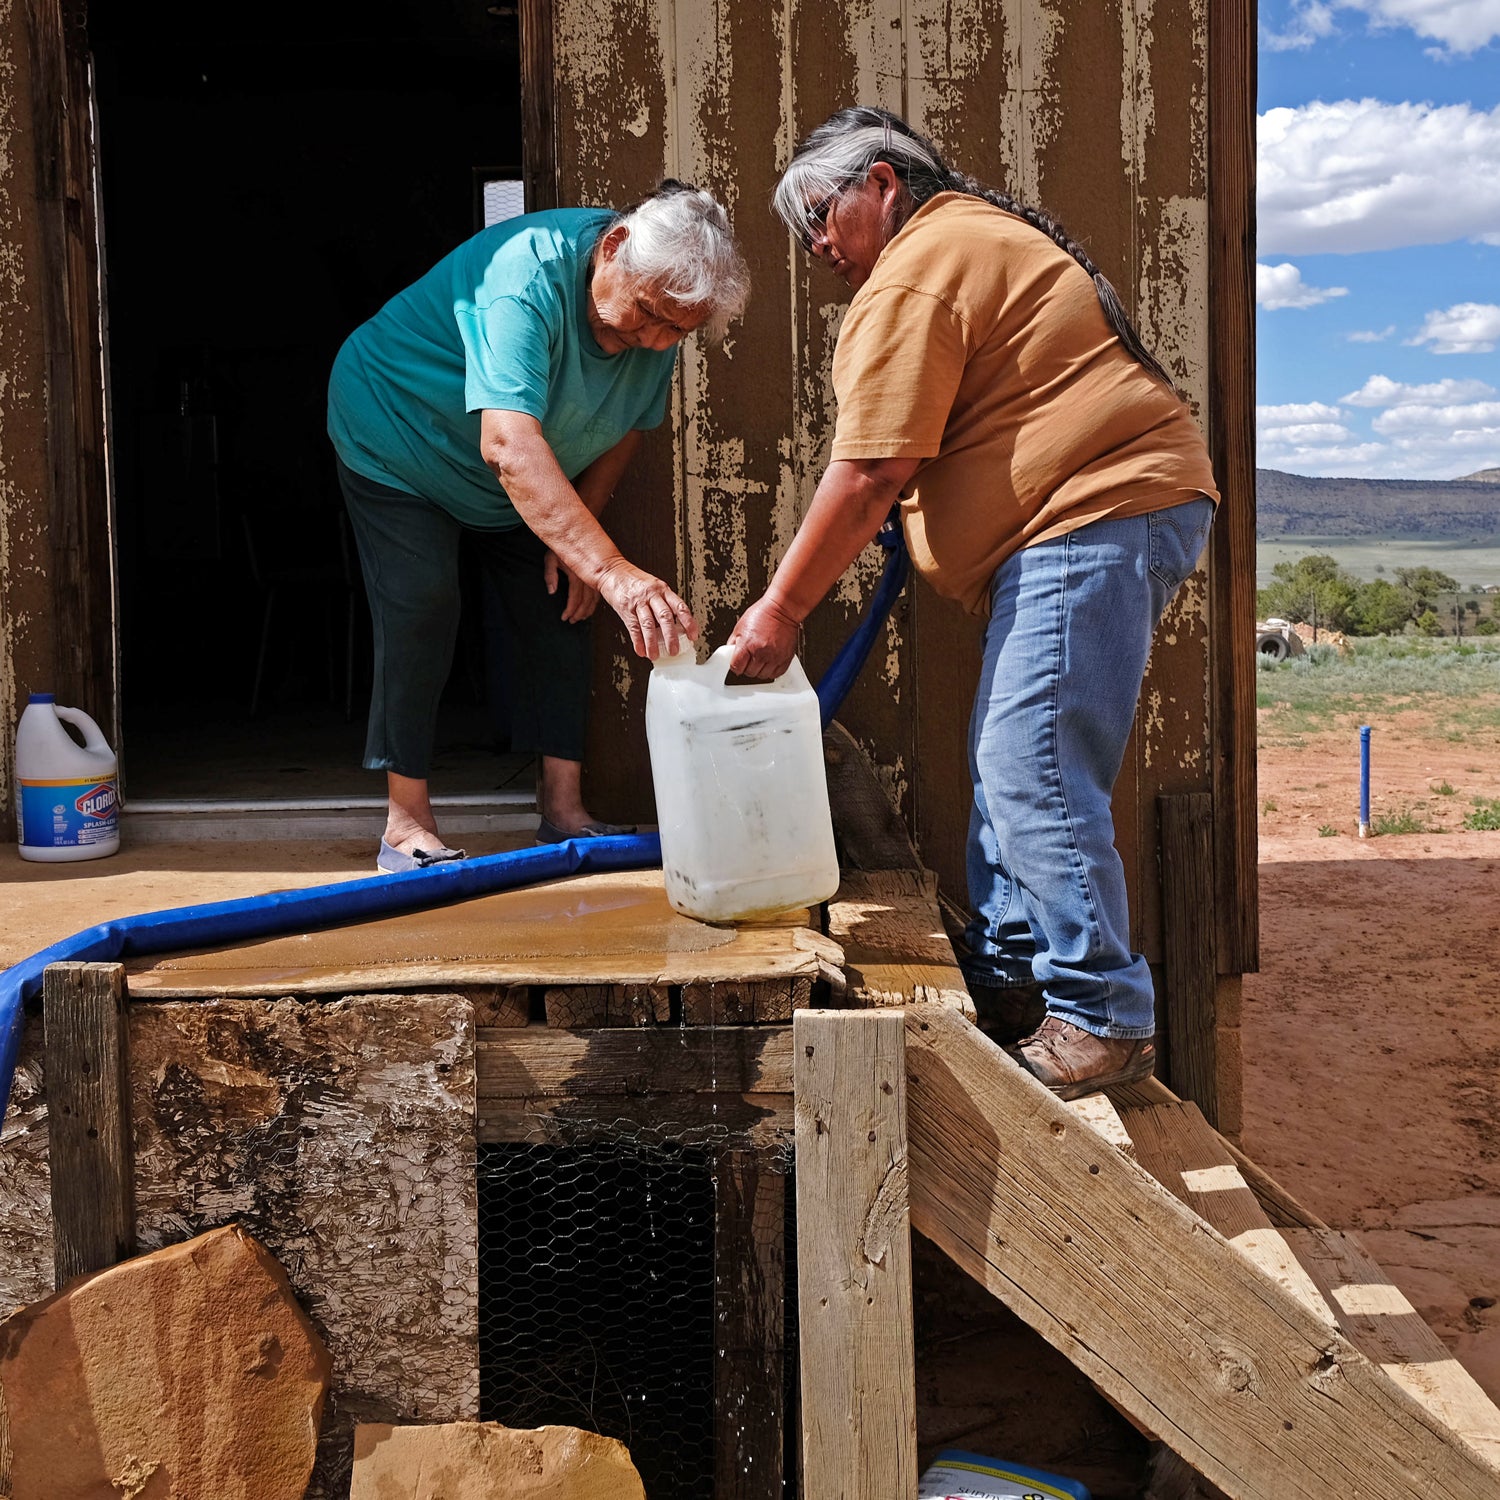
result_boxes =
[481,409,694,656]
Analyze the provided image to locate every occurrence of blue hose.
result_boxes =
[816,510,909,729]
[0,516,909,1118]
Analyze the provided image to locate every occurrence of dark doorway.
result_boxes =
[91,0,527,802]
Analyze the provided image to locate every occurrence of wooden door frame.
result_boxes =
[25,0,118,747]
[519,0,557,212]
[1207,0,1259,976]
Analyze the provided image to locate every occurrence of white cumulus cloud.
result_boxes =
[1408,302,1500,353]
[1257,262,1349,309]
[1342,374,1498,405]
[1258,99,1500,254]
[1262,1,1339,49]
[1338,0,1500,55]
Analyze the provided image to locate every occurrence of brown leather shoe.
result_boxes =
[1016,1016,1155,1099]
[967,981,1048,1046]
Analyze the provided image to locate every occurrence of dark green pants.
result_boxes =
[337,459,591,776]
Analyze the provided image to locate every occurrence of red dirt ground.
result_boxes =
[1247,710,1500,1403]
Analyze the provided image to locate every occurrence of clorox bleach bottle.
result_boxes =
[15,694,120,862]
[646,644,840,923]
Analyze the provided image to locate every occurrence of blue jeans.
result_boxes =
[961,497,1215,1038]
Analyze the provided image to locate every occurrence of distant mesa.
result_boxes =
[1257,468,1500,539]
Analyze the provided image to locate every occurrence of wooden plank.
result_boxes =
[543,984,611,1028]
[608,982,672,1026]
[1208,0,1260,975]
[714,1150,786,1499]
[470,984,532,1027]
[1110,1075,1330,1233]
[1158,793,1220,1123]
[682,977,810,1026]
[1286,1228,1500,1469]
[825,869,974,1018]
[794,1010,917,1499]
[475,1025,794,1100]
[518,0,556,212]
[477,1092,792,1152]
[1066,1091,1136,1161]
[824,720,922,872]
[1118,1100,1327,1318]
[43,962,132,1287]
[904,1003,1500,1499]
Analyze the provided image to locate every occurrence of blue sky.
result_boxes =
[1256,0,1500,478]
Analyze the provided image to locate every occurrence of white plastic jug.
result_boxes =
[15,693,120,862]
[646,644,840,923]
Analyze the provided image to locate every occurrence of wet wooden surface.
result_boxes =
[123,871,842,998]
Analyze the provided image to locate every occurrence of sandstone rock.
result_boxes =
[350,1422,646,1499]
[0,1224,330,1500]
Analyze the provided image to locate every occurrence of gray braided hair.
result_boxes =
[773,107,1178,391]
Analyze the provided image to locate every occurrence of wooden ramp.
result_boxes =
[891,1004,1500,1498]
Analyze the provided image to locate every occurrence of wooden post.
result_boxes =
[714,1150,786,1499]
[44,962,133,1286]
[793,1010,916,1500]
[518,0,557,212]
[1158,793,1219,1124]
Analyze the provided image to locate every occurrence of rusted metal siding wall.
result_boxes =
[0,0,60,828]
[556,0,1218,969]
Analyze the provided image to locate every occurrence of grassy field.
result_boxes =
[1256,535,1500,589]
[1257,637,1500,740]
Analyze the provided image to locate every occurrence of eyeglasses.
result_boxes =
[797,189,841,252]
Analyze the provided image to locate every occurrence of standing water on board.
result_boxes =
[14,694,120,862]
[646,645,839,923]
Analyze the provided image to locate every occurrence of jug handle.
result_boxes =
[53,706,113,756]
[706,644,811,692]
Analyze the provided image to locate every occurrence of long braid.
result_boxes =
[941,169,1179,393]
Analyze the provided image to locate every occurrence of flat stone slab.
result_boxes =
[0,1224,330,1500]
[350,1422,646,1499]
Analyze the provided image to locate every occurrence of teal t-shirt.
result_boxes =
[328,208,677,529]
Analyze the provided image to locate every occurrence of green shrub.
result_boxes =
[1463,797,1500,832]
[1433,781,1456,796]
[1371,807,1427,835]
[1318,824,1339,837]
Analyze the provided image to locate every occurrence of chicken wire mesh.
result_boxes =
[478,1129,799,1499]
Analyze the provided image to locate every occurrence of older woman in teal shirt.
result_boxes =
[329,181,748,871]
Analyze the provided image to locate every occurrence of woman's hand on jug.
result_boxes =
[597,558,698,658]
[728,593,801,680]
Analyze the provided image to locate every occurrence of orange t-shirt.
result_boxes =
[829,193,1220,615]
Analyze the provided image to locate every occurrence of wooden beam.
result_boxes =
[794,1010,917,1500]
[475,1024,793,1101]
[1158,793,1220,1122]
[904,1004,1500,1499]
[714,1151,786,1499]
[1208,0,1260,975]
[43,962,132,1286]
[825,869,973,1017]
[1286,1228,1500,1470]
[1118,1099,1327,1317]
[518,0,557,211]
[1110,1075,1330,1233]
[682,977,810,1025]
[477,1093,792,1151]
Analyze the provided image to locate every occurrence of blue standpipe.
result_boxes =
[1359,724,1372,837]
[0,513,910,1121]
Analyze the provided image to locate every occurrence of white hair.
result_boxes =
[610,182,749,342]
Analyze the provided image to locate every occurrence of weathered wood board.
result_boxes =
[129,994,479,1500]
[477,1024,795,1151]
[905,1003,1500,1499]
[825,868,973,1015]
[122,871,842,999]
